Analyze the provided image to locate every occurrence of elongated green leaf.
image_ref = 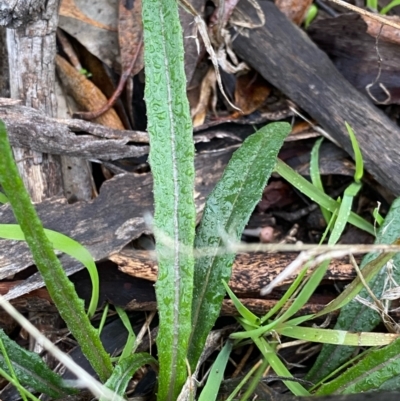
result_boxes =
[0,192,8,204]
[0,120,112,382]
[142,0,196,399]
[380,0,400,14]
[277,325,398,346]
[310,137,331,225]
[101,353,157,400]
[249,332,309,395]
[0,331,76,398]
[275,159,374,235]
[115,307,136,360]
[0,224,99,317]
[329,182,361,244]
[316,337,400,394]
[307,197,400,383]
[223,280,259,326]
[345,122,363,183]
[198,341,233,401]
[188,122,291,369]
[314,244,398,318]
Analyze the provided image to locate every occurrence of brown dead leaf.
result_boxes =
[234,71,271,115]
[55,55,124,129]
[191,67,217,127]
[60,0,116,31]
[275,0,312,25]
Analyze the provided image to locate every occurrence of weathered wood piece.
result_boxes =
[0,148,234,301]
[0,105,149,159]
[309,14,400,105]
[110,248,356,295]
[123,297,334,316]
[6,0,62,202]
[231,0,400,196]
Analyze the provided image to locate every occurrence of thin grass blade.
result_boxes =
[307,197,400,383]
[0,330,77,398]
[275,159,374,235]
[0,224,99,317]
[315,337,400,394]
[198,340,233,401]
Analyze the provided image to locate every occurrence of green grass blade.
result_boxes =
[329,182,362,244]
[142,0,196,399]
[274,159,374,235]
[315,337,400,394]
[0,224,99,317]
[0,336,28,401]
[188,122,291,370]
[250,335,309,395]
[260,267,309,323]
[380,0,400,14]
[307,197,400,383]
[239,357,270,401]
[277,325,398,346]
[115,307,136,360]
[0,120,112,382]
[223,280,259,326]
[0,330,77,398]
[101,353,157,400]
[310,137,331,225]
[198,340,233,401]
[345,122,363,183]
[0,366,41,401]
[0,192,8,204]
[304,3,318,28]
[314,244,398,318]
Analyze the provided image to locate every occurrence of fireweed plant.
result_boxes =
[0,0,399,399]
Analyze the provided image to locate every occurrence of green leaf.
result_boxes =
[223,280,259,326]
[380,0,400,14]
[198,341,233,401]
[0,192,8,204]
[277,325,398,346]
[188,122,291,369]
[115,307,136,360]
[101,353,157,400]
[304,4,318,28]
[314,243,398,318]
[0,119,112,382]
[310,137,331,225]
[345,122,363,183]
[274,159,374,235]
[307,197,400,383]
[329,182,362,245]
[316,337,400,394]
[0,224,99,318]
[142,0,196,399]
[0,331,76,398]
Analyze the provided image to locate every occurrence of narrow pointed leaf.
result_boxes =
[0,224,99,317]
[101,353,157,400]
[188,122,291,369]
[0,331,76,398]
[308,198,400,383]
[0,120,112,382]
[142,0,196,399]
[198,341,233,401]
[277,325,399,346]
[316,337,400,394]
